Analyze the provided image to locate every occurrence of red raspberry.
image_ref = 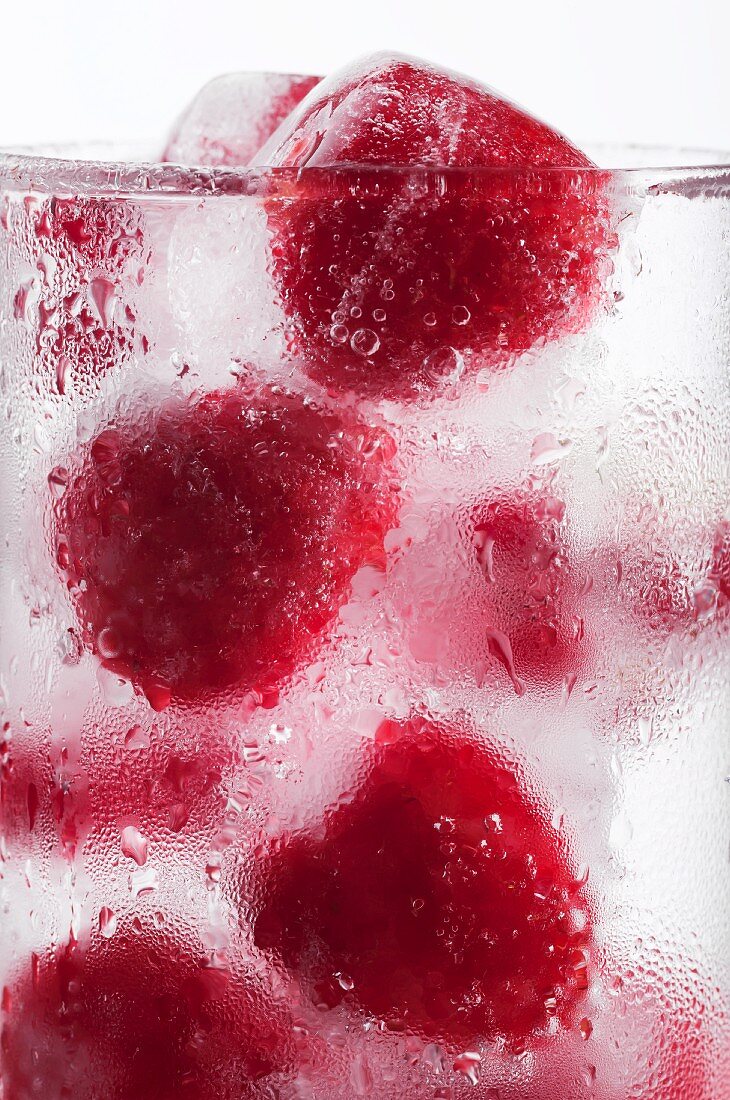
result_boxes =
[0,934,290,1099]
[254,717,591,1045]
[253,52,609,401]
[53,387,395,708]
[469,490,588,691]
[163,72,321,166]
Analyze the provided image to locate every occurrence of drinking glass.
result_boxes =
[0,144,727,1099]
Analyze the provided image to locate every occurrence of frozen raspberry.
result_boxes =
[468,491,588,691]
[0,933,290,1099]
[252,52,608,401]
[163,72,321,166]
[254,717,591,1045]
[53,387,395,707]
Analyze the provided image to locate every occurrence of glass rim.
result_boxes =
[1,141,729,199]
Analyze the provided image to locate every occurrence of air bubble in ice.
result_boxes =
[451,304,471,325]
[330,323,349,344]
[350,328,380,356]
[424,346,464,386]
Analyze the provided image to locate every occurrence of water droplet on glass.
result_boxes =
[130,866,159,898]
[638,715,653,747]
[609,811,633,850]
[120,825,149,866]
[124,725,150,753]
[486,627,526,696]
[142,676,171,712]
[99,906,117,938]
[89,277,117,328]
[453,1051,481,1085]
[97,664,134,707]
[531,432,573,466]
[424,346,463,385]
[47,466,68,499]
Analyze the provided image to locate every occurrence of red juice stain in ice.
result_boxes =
[252,51,609,401]
[254,717,591,1045]
[617,517,730,635]
[469,491,588,690]
[53,386,395,707]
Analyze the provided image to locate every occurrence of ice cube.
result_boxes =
[52,387,396,706]
[2,933,293,1096]
[251,52,609,402]
[254,715,592,1046]
[163,71,321,166]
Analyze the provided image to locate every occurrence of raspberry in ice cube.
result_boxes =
[254,717,591,1045]
[469,490,588,690]
[53,386,395,707]
[252,52,607,401]
[0,933,290,1099]
[163,72,321,166]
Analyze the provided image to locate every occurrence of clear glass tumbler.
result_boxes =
[0,145,727,1099]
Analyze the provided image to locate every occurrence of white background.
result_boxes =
[0,0,727,154]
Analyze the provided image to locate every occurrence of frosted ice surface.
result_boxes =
[163,71,321,166]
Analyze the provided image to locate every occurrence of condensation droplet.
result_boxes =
[97,664,134,707]
[124,725,150,753]
[120,825,149,866]
[609,811,633,850]
[47,466,69,499]
[486,627,526,696]
[531,432,573,465]
[130,865,159,898]
[99,906,117,938]
[638,715,653,747]
[453,1051,481,1085]
[89,277,117,328]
